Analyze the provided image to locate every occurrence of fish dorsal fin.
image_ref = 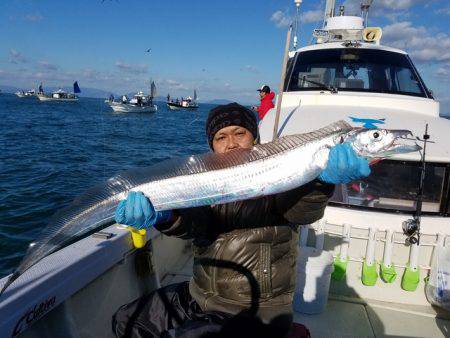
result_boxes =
[257,120,354,155]
[284,120,353,144]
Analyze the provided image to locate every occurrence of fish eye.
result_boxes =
[371,131,382,141]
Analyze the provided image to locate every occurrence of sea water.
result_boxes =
[0,94,211,278]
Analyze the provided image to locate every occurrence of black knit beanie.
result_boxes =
[205,102,258,149]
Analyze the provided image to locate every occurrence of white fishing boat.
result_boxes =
[166,90,199,110]
[257,0,450,336]
[108,82,157,113]
[37,82,81,102]
[0,2,449,338]
[15,89,36,98]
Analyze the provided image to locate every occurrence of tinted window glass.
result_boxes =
[330,161,445,213]
[287,48,427,97]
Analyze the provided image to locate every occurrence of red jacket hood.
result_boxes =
[263,92,275,101]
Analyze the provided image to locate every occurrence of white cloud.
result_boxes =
[344,0,423,12]
[9,49,27,64]
[302,10,323,24]
[270,10,292,28]
[382,21,450,63]
[241,65,259,73]
[115,61,148,74]
[161,79,189,91]
[373,0,423,11]
[436,67,450,80]
[38,61,58,71]
[435,6,450,15]
[81,68,112,82]
[343,0,425,20]
[24,13,43,22]
[270,9,322,28]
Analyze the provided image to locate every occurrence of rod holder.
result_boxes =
[380,229,397,283]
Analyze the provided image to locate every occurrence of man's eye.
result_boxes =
[216,136,225,141]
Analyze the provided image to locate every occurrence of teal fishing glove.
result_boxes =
[115,191,172,229]
[319,142,371,184]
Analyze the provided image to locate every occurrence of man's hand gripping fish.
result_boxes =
[0,120,420,295]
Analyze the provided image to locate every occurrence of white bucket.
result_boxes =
[293,247,334,314]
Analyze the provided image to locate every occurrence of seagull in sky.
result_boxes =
[145,48,151,53]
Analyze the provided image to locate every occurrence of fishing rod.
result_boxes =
[402,124,430,245]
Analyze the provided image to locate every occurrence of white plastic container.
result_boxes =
[293,247,334,314]
[426,245,450,310]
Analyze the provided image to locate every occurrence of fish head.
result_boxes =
[342,128,422,158]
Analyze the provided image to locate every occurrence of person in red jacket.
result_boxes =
[252,85,275,120]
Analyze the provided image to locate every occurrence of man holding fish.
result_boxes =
[112,103,371,337]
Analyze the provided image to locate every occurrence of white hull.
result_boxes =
[0,225,188,338]
[167,104,180,110]
[108,102,157,113]
[37,94,78,102]
[0,221,448,338]
[15,93,35,98]
[167,103,198,110]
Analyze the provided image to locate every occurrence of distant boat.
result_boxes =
[107,81,158,113]
[166,89,199,110]
[37,82,80,102]
[15,89,36,98]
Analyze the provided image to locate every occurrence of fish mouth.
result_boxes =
[379,130,422,157]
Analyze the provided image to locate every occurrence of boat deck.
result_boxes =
[162,252,450,338]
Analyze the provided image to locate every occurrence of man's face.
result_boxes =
[212,126,255,154]
[259,91,266,99]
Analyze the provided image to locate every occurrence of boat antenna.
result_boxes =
[293,0,302,50]
[360,0,374,27]
[323,0,336,28]
[272,25,292,141]
[402,124,430,245]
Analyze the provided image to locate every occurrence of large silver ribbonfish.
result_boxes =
[0,120,420,295]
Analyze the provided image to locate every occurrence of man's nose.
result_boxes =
[226,137,239,150]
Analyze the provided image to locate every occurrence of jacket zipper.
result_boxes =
[259,243,272,298]
[204,236,229,309]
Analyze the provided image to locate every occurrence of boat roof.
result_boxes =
[292,42,408,56]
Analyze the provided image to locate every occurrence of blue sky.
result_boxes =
[0,0,449,109]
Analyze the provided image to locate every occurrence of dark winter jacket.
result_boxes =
[155,179,333,322]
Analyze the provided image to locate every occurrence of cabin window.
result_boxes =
[330,160,446,214]
[395,68,423,94]
[286,48,428,98]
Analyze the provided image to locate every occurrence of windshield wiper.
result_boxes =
[300,76,338,93]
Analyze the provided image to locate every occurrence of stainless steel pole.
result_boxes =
[272,25,292,141]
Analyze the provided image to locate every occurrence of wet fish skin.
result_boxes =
[0,121,420,296]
